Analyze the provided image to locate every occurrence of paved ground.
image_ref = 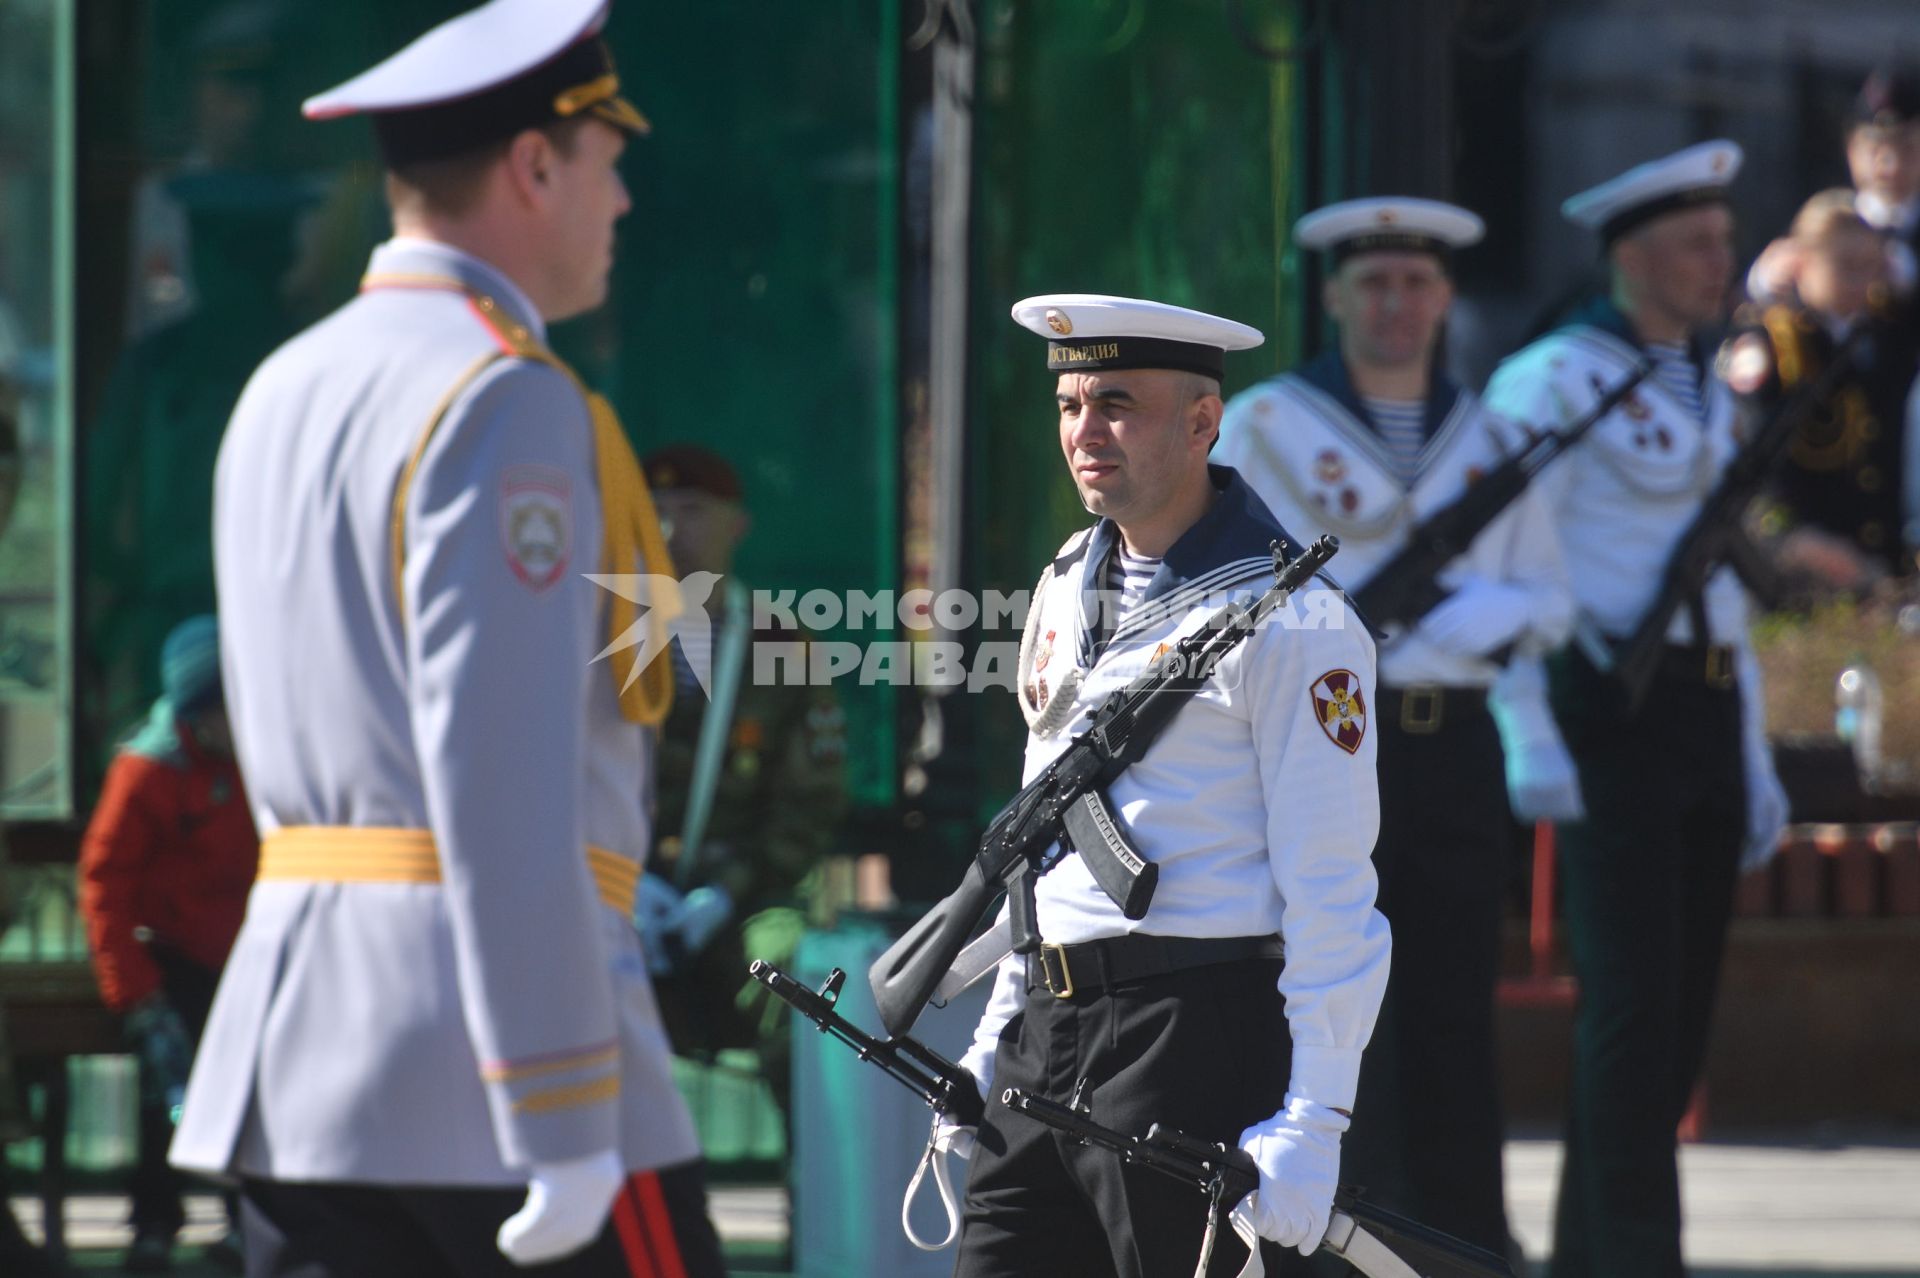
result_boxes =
[15,1128,1920,1276]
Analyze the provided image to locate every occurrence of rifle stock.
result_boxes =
[868,858,1006,1036]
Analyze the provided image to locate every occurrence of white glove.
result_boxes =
[675,884,734,955]
[933,1069,988,1161]
[634,879,735,976]
[1417,577,1534,659]
[633,876,685,974]
[1490,656,1585,822]
[1236,1095,1348,1256]
[497,1148,623,1266]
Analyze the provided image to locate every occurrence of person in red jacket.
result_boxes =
[78,615,256,1273]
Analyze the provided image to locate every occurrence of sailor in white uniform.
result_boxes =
[942,295,1390,1278]
[1481,141,1789,1278]
[1214,198,1571,1260]
[170,3,725,1274]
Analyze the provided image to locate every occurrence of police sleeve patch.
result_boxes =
[499,463,572,592]
[1310,668,1368,754]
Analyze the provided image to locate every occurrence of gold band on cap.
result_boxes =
[591,96,652,136]
[555,73,620,117]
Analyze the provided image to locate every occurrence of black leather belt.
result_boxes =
[1377,683,1489,735]
[1657,643,1737,689]
[1026,933,1283,999]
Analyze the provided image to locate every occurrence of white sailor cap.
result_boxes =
[1293,197,1484,264]
[303,0,649,168]
[1562,140,1743,246]
[1011,294,1264,381]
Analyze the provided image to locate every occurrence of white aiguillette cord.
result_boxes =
[902,1114,967,1251]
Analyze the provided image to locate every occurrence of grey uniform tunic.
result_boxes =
[171,238,700,1185]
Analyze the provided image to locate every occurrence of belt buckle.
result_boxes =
[1705,646,1735,689]
[1399,684,1443,735]
[1038,943,1075,999]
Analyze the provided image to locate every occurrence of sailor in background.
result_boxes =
[1482,141,1790,1278]
[1736,189,1919,588]
[1749,64,1920,316]
[941,294,1389,1278]
[171,1,726,1274]
[1215,198,1571,1261]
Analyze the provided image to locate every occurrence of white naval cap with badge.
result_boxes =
[303,0,651,167]
[1007,294,1264,738]
[1011,293,1265,381]
[1562,139,1744,245]
[1293,196,1485,263]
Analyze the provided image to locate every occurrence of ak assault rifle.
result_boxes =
[1353,362,1653,634]
[1590,325,1867,712]
[866,535,1342,1037]
[1003,1089,1517,1278]
[747,961,984,1126]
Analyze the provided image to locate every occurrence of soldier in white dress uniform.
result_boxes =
[1481,142,1789,1278]
[170,2,726,1274]
[940,295,1391,1278]
[1215,198,1572,1261]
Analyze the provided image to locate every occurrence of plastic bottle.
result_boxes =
[1835,663,1883,785]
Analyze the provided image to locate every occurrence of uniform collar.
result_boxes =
[1858,191,1920,238]
[1292,348,1462,442]
[1562,294,1712,371]
[365,237,548,343]
[1080,465,1296,609]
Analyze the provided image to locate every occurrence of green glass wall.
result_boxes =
[963,0,1326,804]
[75,1,903,809]
[0,0,75,820]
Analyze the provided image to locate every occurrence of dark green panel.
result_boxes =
[78,0,903,806]
[965,0,1318,806]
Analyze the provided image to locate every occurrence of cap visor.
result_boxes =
[592,95,652,136]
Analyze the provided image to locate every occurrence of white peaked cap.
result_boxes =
[1562,140,1743,243]
[1012,294,1264,380]
[1294,197,1485,259]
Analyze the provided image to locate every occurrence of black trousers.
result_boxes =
[1545,648,1746,1278]
[1339,686,1514,1257]
[131,946,228,1238]
[239,1161,725,1278]
[953,954,1314,1278]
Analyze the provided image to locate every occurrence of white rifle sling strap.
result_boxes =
[1321,1208,1423,1278]
[932,916,1013,1005]
[902,1114,967,1251]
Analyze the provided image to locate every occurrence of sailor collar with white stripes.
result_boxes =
[1065,465,1303,665]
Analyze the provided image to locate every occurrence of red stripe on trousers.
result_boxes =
[611,1176,659,1278]
[633,1172,689,1278]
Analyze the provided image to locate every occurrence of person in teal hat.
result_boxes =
[79,615,256,1272]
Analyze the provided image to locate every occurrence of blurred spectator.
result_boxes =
[1750,63,1920,309]
[1847,65,1920,271]
[78,616,256,1273]
[124,1,288,339]
[637,446,846,1112]
[86,170,315,741]
[1738,190,1920,589]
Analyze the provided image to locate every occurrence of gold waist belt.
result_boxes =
[258,826,640,916]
